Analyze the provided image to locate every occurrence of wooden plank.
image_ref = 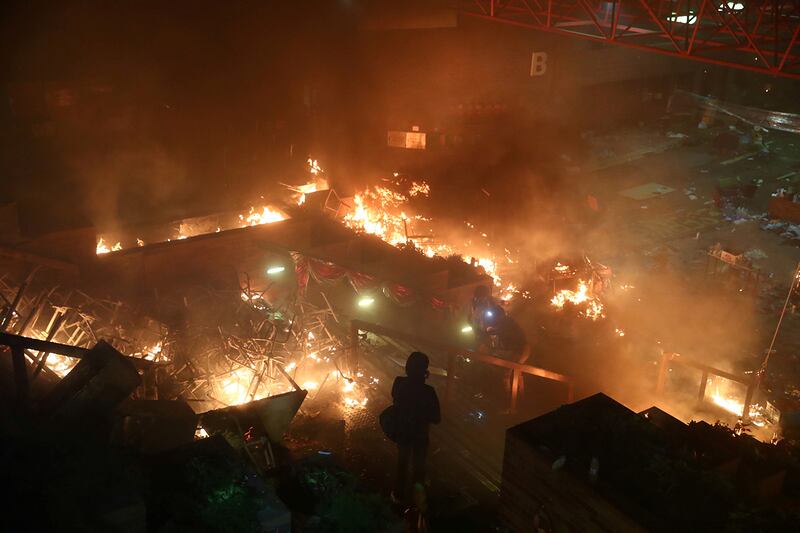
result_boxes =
[0,331,159,370]
[0,331,87,358]
[698,371,709,403]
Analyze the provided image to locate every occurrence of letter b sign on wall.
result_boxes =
[530,52,548,77]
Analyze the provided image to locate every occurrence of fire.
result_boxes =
[215,366,278,406]
[342,180,515,296]
[239,206,286,226]
[343,186,411,246]
[40,353,79,377]
[93,158,517,301]
[139,341,167,362]
[709,379,768,427]
[308,158,322,175]
[96,237,122,255]
[343,396,368,408]
[500,283,518,301]
[341,379,368,409]
[408,181,430,197]
[554,262,571,274]
[291,158,330,205]
[550,280,605,320]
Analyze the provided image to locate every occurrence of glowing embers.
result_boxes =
[135,341,169,362]
[550,280,605,320]
[408,181,430,197]
[341,378,368,409]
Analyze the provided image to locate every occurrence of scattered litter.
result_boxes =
[667,132,689,139]
[722,205,764,224]
[695,232,700,240]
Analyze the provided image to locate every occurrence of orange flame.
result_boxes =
[550,280,605,320]
[96,237,122,255]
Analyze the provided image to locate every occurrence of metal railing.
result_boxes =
[349,319,573,411]
[655,351,756,419]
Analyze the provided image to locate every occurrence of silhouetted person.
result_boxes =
[392,351,440,503]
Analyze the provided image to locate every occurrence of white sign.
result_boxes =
[387,131,427,150]
[530,51,548,77]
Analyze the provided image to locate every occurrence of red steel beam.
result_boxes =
[460,0,800,79]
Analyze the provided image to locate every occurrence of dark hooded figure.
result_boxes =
[392,352,441,502]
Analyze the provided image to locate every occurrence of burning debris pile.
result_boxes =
[340,177,518,299]
[168,285,372,412]
[546,258,611,321]
[0,272,170,380]
[95,159,520,301]
[0,266,374,414]
[94,159,324,254]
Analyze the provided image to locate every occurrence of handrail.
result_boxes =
[0,331,160,408]
[350,319,573,410]
[655,351,756,419]
[0,331,91,359]
[0,332,159,369]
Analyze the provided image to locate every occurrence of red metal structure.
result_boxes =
[459,0,800,79]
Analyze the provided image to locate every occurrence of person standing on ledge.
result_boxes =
[391,351,441,504]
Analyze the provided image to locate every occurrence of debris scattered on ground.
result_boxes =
[721,204,764,224]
